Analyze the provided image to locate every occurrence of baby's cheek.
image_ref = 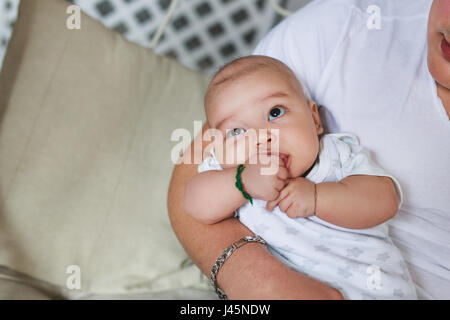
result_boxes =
[230,135,258,165]
[213,137,249,166]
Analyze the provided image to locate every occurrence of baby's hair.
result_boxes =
[206,55,312,103]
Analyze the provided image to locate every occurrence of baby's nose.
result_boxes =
[257,137,271,145]
[256,129,279,148]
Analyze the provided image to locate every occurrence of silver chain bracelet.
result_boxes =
[210,235,267,300]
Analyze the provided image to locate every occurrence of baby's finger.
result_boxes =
[278,195,293,213]
[265,197,279,211]
[266,189,285,211]
[274,178,287,192]
[269,187,290,210]
[277,166,289,180]
[286,205,300,219]
[278,176,289,189]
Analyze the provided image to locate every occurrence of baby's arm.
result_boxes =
[266,174,398,229]
[315,175,399,229]
[184,168,247,224]
[185,154,289,224]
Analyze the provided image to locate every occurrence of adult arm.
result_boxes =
[167,122,344,299]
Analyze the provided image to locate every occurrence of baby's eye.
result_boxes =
[226,128,246,138]
[268,105,286,121]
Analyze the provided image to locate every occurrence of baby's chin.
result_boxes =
[286,162,312,179]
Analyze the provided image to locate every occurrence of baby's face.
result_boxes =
[205,67,323,178]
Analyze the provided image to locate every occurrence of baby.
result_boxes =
[184,55,417,300]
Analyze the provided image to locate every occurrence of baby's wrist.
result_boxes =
[235,165,254,205]
[313,183,317,215]
[314,182,326,217]
[224,166,251,207]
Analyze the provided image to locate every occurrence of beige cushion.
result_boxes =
[0,0,210,294]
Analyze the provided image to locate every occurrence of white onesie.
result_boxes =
[198,133,418,300]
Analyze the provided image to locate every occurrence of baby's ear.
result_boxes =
[308,99,318,111]
[309,100,324,135]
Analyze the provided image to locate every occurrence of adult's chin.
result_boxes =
[427,36,450,90]
[428,56,450,91]
[427,0,450,89]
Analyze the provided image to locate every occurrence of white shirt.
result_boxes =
[253,0,450,299]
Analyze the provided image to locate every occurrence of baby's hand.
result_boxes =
[266,177,316,219]
[240,154,289,201]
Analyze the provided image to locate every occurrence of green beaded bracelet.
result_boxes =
[235,164,253,206]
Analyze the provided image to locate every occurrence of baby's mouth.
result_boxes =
[280,154,290,168]
[260,151,290,168]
